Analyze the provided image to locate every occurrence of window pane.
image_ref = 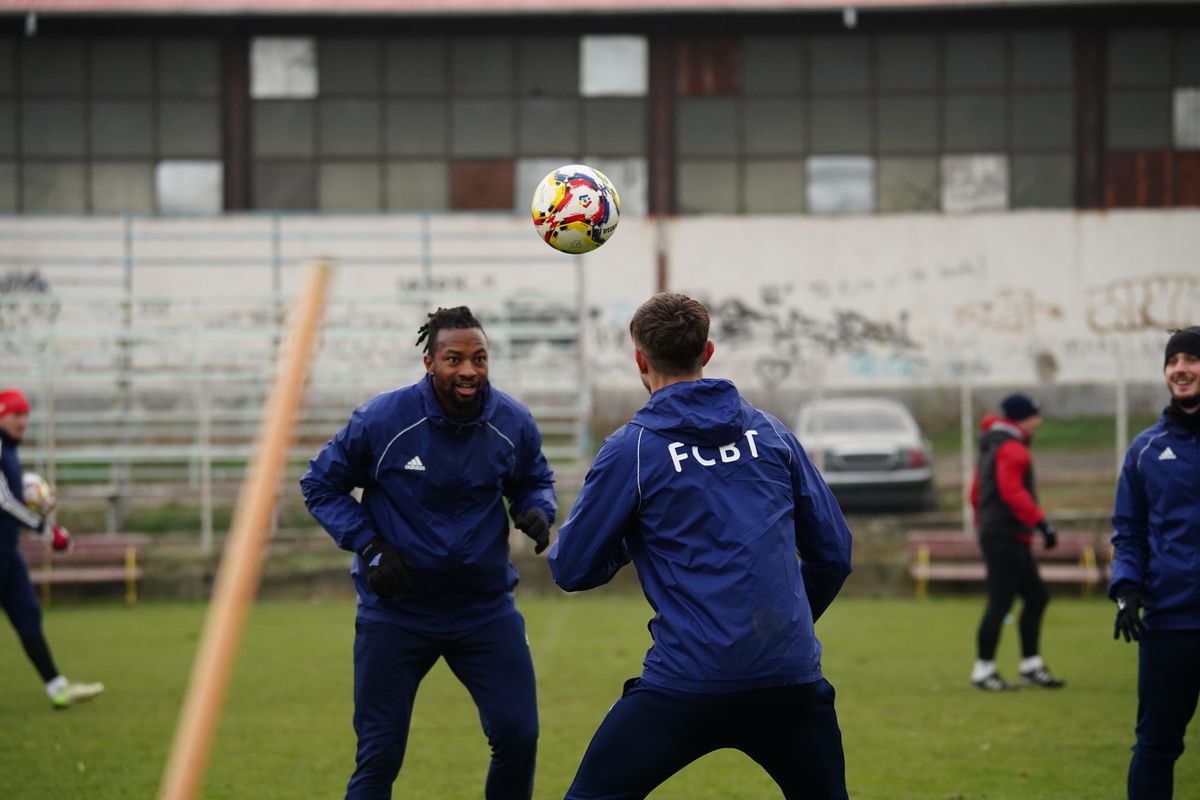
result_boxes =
[386,100,448,156]
[743,159,805,213]
[807,155,874,214]
[92,101,154,157]
[743,98,804,155]
[519,98,580,155]
[579,156,647,216]
[810,36,869,93]
[580,36,648,97]
[1175,88,1200,149]
[253,161,316,209]
[941,154,1008,212]
[1179,30,1200,85]
[878,96,937,154]
[1108,29,1170,87]
[1011,154,1073,208]
[1012,30,1073,88]
[92,162,154,213]
[810,97,871,154]
[876,34,937,92]
[677,160,738,213]
[91,39,153,94]
[519,37,578,96]
[0,100,13,155]
[22,162,86,212]
[319,100,381,156]
[582,99,645,155]
[677,98,738,156]
[21,40,85,94]
[160,100,221,157]
[743,37,803,94]
[450,159,513,210]
[452,38,514,95]
[252,37,318,100]
[1012,92,1073,150]
[0,162,14,211]
[516,157,564,211]
[1107,90,1172,149]
[319,162,382,210]
[944,94,1007,151]
[452,100,515,157]
[160,39,220,96]
[253,101,315,157]
[878,157,938,212]
[387,160,448,209]
[385,38,449,95]
[320,39,380,95]
[0,40,13,93]
[944,32,1005,89]
[22,101,85,156]
[157,159,223,213]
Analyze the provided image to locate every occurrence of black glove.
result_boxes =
[514,508,550,555]
[357,538,410,598]
[1114,588,1147,643]
[1036,520,1058,550]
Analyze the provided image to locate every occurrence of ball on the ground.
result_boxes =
[531,164,620,254]
[23,472,54,514]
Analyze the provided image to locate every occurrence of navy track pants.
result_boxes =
[564,677,848,800]
[0,550,43,637]
[1128,629,1200,800]
[346,610,538,800]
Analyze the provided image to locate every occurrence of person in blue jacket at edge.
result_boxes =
[548,292,854,800]
[300,306,556,800]
[1110,325,1200,800]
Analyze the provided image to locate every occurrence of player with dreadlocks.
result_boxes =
[302,306,556,800]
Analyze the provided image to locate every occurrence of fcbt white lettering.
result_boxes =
[668,430,760,473]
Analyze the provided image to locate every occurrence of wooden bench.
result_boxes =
[18,534,147,605]
[907,530,1106,599]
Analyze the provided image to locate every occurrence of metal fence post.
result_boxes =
[199,378,214,556]
[960,376,973,536]
[1115,356,1128,479]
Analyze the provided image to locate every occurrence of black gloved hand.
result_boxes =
[514,508,550,555]
[1036,520,1058,550]
[1114,588,1147,643]
[357,537,410,598]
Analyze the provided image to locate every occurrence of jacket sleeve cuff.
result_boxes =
[348,529,376,553]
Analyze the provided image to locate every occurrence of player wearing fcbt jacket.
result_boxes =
[968,392,1065,692]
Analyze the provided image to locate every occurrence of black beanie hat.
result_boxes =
[1001,393,1040,422]
[1165,326,1200,367]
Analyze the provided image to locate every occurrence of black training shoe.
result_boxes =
[972,673,1015,692]
[1019,666,1065,688]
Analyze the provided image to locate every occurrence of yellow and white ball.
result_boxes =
[531,164,621,254]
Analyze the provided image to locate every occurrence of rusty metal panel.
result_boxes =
[450,159,513,210]
[675,37,740,97]
[1105,151,1172,207]
[1176,152,1200,207]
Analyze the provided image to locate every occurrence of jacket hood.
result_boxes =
[418,373,495,425]
[631,379,749,446]
[980,414,1028,442]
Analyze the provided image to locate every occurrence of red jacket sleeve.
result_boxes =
[994,439,1044,528]
[968,466,980,526]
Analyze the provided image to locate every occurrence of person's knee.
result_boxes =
[489,716,539,758]
[1135,731,1185,763]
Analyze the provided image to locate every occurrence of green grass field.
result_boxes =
[1,592,1186,799]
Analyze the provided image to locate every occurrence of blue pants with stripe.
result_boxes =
[564,677,848,800]
[0,550,43,637]
[1128,629,1200,799]
[346,610,538,800]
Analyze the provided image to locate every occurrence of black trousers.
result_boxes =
[1128,629,1200,799]
[976,535,1048,661]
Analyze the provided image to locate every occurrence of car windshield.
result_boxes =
[804,408,909,434]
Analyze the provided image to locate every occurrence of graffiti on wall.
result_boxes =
[1086,274,1200,333]
[0,270,59,350]
[955,288,1065,334]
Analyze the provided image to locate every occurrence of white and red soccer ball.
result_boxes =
[531,164,621,254]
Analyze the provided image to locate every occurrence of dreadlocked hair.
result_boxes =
[415,306,486,354]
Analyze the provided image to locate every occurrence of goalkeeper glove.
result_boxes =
[42,523,72,553]
[1035,520,1058,550]
[1113,588,1147,643]
[357,538,410,598]
[514,508,550,555]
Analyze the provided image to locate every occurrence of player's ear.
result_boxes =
[701,340,715,367]
[635,349,649,375]
[423,353,434,373]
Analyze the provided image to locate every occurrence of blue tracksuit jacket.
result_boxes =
[1110,410,1200,631]
[300,375,556,633]
[548,378,853,693]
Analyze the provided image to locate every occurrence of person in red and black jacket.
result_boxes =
[967,393,1066,692]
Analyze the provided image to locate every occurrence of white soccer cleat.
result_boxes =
[51,680,104,710]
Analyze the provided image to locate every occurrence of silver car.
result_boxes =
[794,398,936,511]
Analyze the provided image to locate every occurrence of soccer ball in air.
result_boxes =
[23,472,54,514]
[531,164,620,254]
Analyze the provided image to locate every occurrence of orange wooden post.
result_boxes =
[158,260,331,800]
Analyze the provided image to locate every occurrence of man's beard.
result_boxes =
[437,379,486,418]
[1172,393,1200,411]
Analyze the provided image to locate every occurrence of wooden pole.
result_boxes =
[158,260,332,800]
